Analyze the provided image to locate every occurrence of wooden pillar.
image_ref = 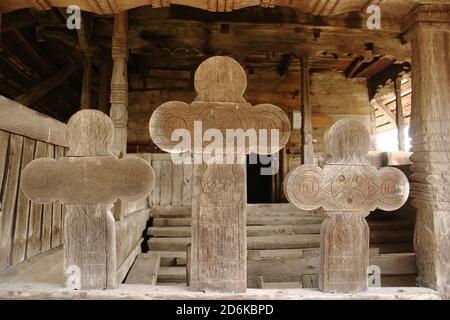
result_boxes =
[301,57,314,165]
[98,52,112,114]
[80,50,93,110]
[403,4,450,292]
[369,101,378,150]
[110,12,128,157]
[395,76,406,151]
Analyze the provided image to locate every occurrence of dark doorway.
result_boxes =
[247,154,273,203]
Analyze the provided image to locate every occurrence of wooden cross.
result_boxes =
[149,56,291,292]
[284,119,410,293]
[21,110,155,290]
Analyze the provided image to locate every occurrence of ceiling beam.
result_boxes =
[15,64,76,106]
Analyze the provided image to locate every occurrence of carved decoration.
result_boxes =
[149,56,290,293]
[150,56,290,155]
[403,3,450,292]
[21,110,155,289]
[284,119,409,293]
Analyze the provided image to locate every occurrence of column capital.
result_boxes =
[402,4,450,41]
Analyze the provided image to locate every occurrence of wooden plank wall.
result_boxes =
[142,154,192,207]
[0,130,67,269]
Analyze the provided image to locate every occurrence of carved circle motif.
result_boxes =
[377,167,410,211]
[284,166,322,211]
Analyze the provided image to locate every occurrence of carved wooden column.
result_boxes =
[285,119,409,293]
[395,76,406,151]
[402,4,450,292]
[301,57,314,165]
[21,110,154,289]
[110,11,128,157]
[150,56,290,292]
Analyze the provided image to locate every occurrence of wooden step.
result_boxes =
[148,224,322,238]
[152,251,187,266]
[157,266,186,283]
[148,235,321,251]
[263,282,303,289]
[125,253,160,285]
[247,253,417,282]
[153,216,324,227]
[371,242,415,254]
[148,226,411,243]
[150,204,319,218]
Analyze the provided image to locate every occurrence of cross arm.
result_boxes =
[21,156,154,204]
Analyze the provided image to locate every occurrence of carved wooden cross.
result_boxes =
[284,119,410,293]
[149,56,291,292]
[21,110,155,290]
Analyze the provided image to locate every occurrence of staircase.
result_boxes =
[127,204,417,288]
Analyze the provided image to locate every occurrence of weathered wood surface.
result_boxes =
[15,64,76,107]
[150,59,290,155]
[115,208,150,268]
[125,253,160,285]
[0,0,420,19]
[110,12,128,158]
[403,3,450,293]
[0,247,63,284]
[149,56,290,293]
[21,156,154,204]
[20,110,155,290]
[284,119,410,293]
[0,96,68,147]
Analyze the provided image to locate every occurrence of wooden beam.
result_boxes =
[0,95,68,146]
[80,50,93,109]
[0,10,36,33]
[98,51,112,114]
[395,76,406,151]
[373,99,396,127]
[301,57,314,165]
[15,64,76,107]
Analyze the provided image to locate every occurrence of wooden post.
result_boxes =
[149,56,290,292]
[98,52,112,114]
[369,100,378,151]
[395,76,406,151]
[80,50,93,109]
[301,57,314,165]
[284,119,409,293]
[110,12,128,158]
[402,4,450,292]
[21,110,155,289]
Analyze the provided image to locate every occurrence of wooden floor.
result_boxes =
[134,204,417,288]
[0,283,441,300]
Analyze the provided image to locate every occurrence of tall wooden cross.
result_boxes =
[150,56,291,292]
[284,119,409,293]
[21,110,155,290]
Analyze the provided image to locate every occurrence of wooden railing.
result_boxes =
[0,97,151,283]
[0,96,68,269]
